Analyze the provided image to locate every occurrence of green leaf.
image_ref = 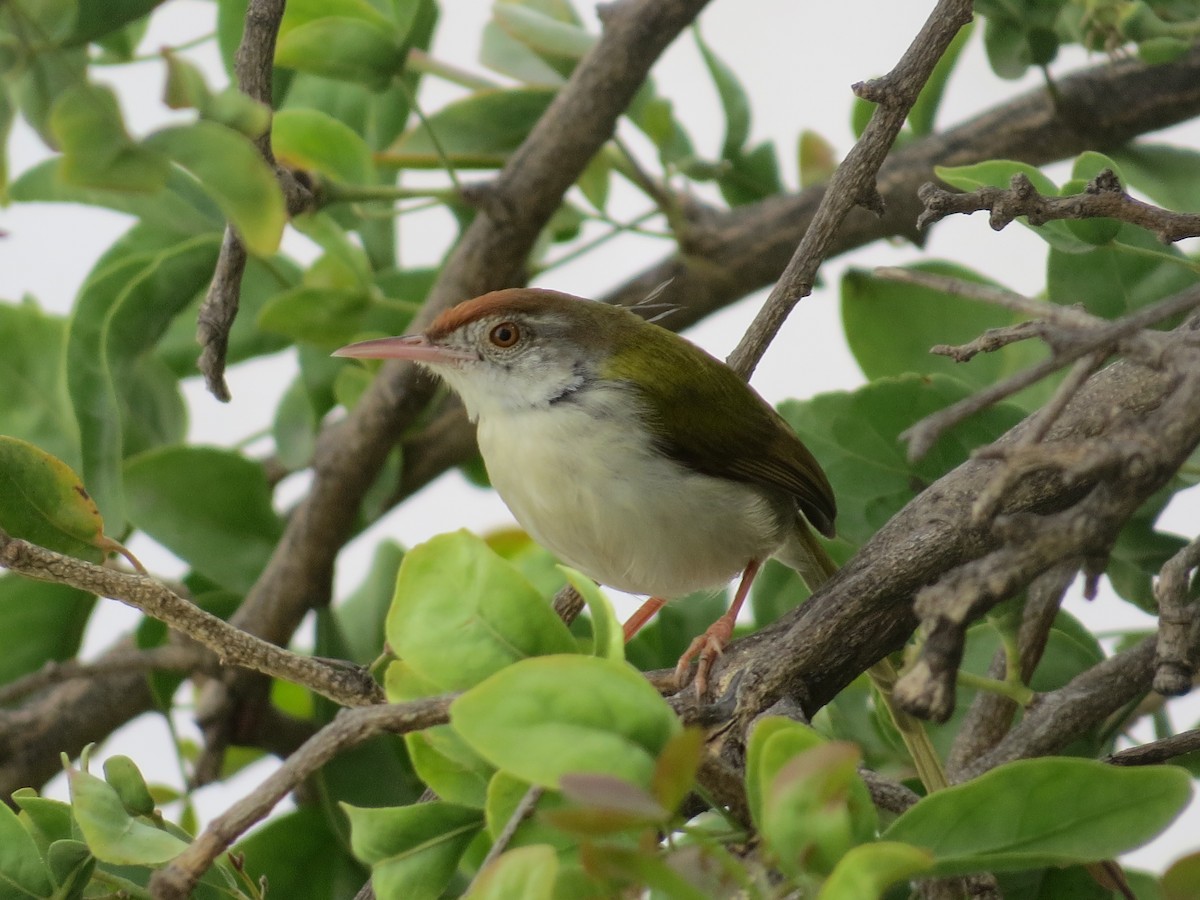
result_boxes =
[717,141,782,206]
[0,800,54,899]
[384,88,556,168]
[561,568,622,660]
[66,231,222,527]
[882,758,1192,875]
[67,0,166,45]
[842,261,1044,395]
[908,21,972,136]
[272,108,374,185]
[50,82,169,192]
[694,28,750,158]
[405,725,495,809]
[649,727,704,814]
[343,801,483,900]
[124,446,282,594]
[103,756,156,817]
[492,3,593,64]
[746,717,824,830]
[0,300,80,470]
[145,121,286,255]
[451,655,680,789]
[1110,144,1200,212]
[234,808,363,900]
[0,436,110,563]
[779,375,1026,547]
[12,790,74,845]
[10,158,223,237]
[480,22,567,86]
[467,844,558,900]
[69,768,188,865]
[1164,850,1200,900]
[798,129,837,188]
[817,842,933,900]
[156,252,298,376]
[1047,223,1194,320]
[276,17,404,90]
[0,576,94,685]
[483,771,574,853]
[549,773,669,835]
[257,285,416,347]
[335,539,403,665]
[387,531,577,692]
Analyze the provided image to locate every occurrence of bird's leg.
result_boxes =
[622,596,667,641]
[675,559,762,696]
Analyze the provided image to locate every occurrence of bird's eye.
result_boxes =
[489,321,520,348]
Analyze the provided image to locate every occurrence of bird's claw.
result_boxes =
[674,616,735,697]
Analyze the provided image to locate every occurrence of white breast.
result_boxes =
[476,390,787,597]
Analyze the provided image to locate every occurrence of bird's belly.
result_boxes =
[478,407,785,597]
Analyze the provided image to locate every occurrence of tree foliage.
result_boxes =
[2,1,1200,898]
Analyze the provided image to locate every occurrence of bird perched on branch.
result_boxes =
[336,288,836,694]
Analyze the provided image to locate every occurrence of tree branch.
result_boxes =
[727,0,974,377]
[918,169,1200,242]
[149,697,454,900]
[0,529,383,708]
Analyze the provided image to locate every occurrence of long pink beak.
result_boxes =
[332,335,475,364]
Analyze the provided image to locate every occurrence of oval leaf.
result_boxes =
[388,530,576,692]
[124,445,282,594]
[69,768,188,865]
[451,655,679,789]
[384,88,556,169]
[145,121,285,255]
[0,436,106,562]
[882,758,1192,875]
[343,801,482,900]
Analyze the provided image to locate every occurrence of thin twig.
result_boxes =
[727,0,974,378]
[0,644,205,706]
[0,528,383,708]
[887,273,1200,460]
[1107,729,1200,766]
[149,698,454,900]
[919,169,1200,243]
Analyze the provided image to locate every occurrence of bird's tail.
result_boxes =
[779,520,838,589]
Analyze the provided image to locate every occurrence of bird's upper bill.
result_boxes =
[332,334,475,365]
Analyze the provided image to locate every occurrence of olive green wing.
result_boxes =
[613,329,837,537]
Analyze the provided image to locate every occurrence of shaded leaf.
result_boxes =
[124,446,282,594]
[276,17,404,90]
[384,88,556,168]
[817,842,933,900]
[344,801,483,900]
[0,576,94,685]
[50,82,168,192]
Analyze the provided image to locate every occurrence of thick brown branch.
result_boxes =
[1153,535,1200,695]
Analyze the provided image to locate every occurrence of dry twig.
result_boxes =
[918,169,1200,242]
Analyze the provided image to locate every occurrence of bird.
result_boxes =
[335,288,837,694]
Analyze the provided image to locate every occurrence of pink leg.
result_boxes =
[622,596,667,641]
[675,559,763,696]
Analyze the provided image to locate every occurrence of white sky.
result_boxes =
[2,0,1197,874]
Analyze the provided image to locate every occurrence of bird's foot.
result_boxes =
[674,615,736,697]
